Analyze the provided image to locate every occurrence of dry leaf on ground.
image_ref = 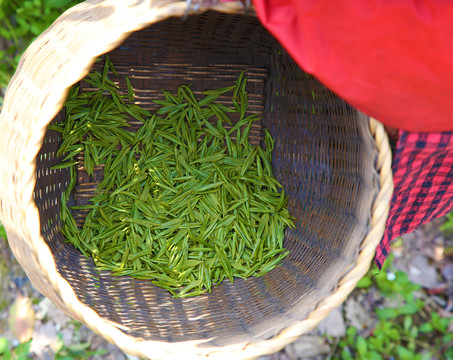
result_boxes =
[8,293,35,343]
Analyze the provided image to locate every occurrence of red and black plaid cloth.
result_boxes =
[375,131,453,268]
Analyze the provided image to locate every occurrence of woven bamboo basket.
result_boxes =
[0,0,393,359]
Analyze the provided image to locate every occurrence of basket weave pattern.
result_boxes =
[0,1,393,359]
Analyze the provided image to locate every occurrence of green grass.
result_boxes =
[0,0,84,93]
[0,226,8,311]
[441,212,453,237]
[327,254,453,360]
[0,335,106,360]
[0,222,6,240]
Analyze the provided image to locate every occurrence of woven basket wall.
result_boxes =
[0,1,393,359]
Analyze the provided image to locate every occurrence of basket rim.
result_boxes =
[0,0,393,359]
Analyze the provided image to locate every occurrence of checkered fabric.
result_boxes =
[375,131,453,268]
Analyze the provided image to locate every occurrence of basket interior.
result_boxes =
[33,11,378,347]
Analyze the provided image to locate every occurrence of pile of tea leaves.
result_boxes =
[51,56,295,297]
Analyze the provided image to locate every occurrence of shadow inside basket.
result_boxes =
[33,11,378,347]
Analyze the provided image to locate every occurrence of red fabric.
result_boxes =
[375,131,453,268]
[252,0,453,132]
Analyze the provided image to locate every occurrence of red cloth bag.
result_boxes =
[252,0,453,132]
